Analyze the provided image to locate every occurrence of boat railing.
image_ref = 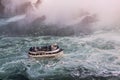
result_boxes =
[29,49,62,56]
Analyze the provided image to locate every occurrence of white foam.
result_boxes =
[6,15,26,23]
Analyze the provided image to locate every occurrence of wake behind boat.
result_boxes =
[28,43,64,58]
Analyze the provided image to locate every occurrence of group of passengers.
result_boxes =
[29,43,59,52]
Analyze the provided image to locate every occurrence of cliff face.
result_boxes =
[0,0,26,17]
[0,0,41,17]
[0,1,4,16]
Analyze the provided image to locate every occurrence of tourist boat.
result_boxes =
[28,48,64,58]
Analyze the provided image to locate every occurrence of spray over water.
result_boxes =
[0,0,120,35]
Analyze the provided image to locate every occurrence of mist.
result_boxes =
[0,0,120,36]
[39,0,120,27]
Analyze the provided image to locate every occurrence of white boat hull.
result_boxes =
[28,49,64,58]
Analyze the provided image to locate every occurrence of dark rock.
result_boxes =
[0,0,4,16]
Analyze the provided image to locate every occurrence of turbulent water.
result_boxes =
[0,30,120,80]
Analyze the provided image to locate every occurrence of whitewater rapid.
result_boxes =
[0,30,120,80]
